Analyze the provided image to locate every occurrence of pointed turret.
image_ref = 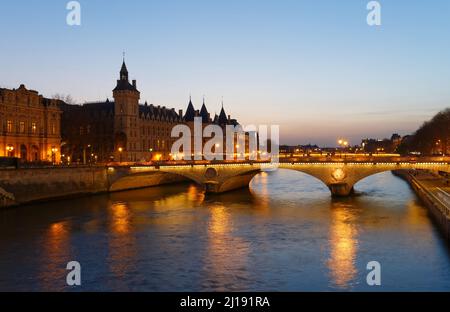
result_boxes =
[217,100,228,125]
[113,58,137,92]
[199,97,209,123]
[184,96,196,122]
[120,60,129,81]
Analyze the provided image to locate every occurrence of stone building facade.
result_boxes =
[0,84,61,163]
[60,60,239,163]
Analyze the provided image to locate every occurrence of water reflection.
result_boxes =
[1,171,450,291]
[38,220,72,290]
[108,202,137,282]
[205,203,251,291]
[327,201,359,289]
[110,202,132,234]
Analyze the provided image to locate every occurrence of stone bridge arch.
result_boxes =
[107,167,197,192]
[107,164,263,193]
[278,162,450,196]
[158,164,262,193]
[0,186,15,207]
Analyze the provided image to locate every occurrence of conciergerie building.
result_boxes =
[59,59,239,163]
[0,60,239,164]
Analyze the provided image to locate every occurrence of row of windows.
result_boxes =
[141,126,171,137]
[124,139,176,151]
[79,125,171,138]
[2,120,56,135]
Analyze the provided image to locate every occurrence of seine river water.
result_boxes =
[1,169,450,291]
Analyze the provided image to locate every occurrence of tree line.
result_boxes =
[398,108,450,155]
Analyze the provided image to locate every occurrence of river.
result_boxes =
[1,169,449,291]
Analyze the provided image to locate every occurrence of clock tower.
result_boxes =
[113,59,140,162]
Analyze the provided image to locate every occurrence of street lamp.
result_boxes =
[118,147,123,163]
[337,139,349,158]
[6,145,14,157]
[149,148,154,162]
[51,147,58,164]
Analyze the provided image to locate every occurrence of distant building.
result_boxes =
[60,60,240,163]
[0,84,61,162]
[391,133,402,150]
[279,144,321,156]
[361,133,402,153]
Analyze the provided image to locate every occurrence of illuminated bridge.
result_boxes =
[108,158,450,196]
[1,157,450,207]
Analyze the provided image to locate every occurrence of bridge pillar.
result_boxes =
[0,187,16,208]
[204,182,220,193]
[204,170,261,194]
[329,183,354,197]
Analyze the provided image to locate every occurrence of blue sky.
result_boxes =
[1,0,449,146]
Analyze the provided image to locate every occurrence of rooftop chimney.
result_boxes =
[132,80,136,88]
[179,109,183,117]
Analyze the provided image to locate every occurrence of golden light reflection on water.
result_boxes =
[405,199,428,226]
[108,202,137,280]
[206,203,251,290]
[187,184,205,202]
[150,185,205,226]
[327,203,359,289]
[39,221,71,290]
[250,172,271,212]
[110,202,131,234]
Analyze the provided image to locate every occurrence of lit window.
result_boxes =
[20,121,25,133]
[7,120,12,133]
[31,122,37,134]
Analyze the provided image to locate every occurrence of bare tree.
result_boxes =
[52,93,75,104]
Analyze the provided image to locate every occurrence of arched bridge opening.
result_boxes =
[107,162,450,197]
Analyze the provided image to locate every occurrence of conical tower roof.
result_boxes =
[184,97,196,122]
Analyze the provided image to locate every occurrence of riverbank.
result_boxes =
[393,169,450,241]
[0,167,187,208]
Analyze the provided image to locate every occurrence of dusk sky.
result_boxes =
[1,0,449,146]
